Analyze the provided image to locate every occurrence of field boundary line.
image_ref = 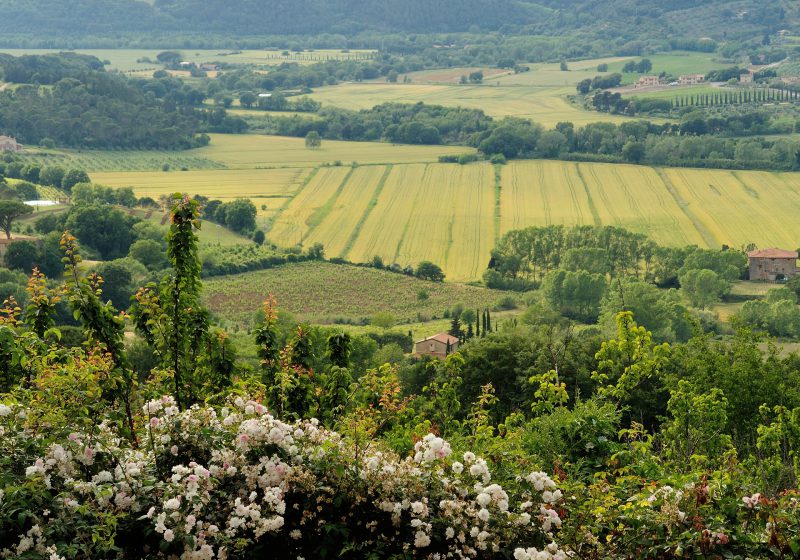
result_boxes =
[655,168,718,248]
[574,164,602,226]
[493,163,502,244]
[265,167,319,234]
[303,165,356,241]
[340,165,392,260]
[730,171,760,199]
[565,164,585,224]
[537,163,552,225]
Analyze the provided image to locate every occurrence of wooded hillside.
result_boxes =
[0,0,795,40]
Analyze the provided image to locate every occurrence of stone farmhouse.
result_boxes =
[414,333,459,359]
[740,71,754,84]
[747,248,798,281]
[0,136,22,152]
[635,75,661,88]
[678,74,705,85]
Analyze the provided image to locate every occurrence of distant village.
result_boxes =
[0,135,23,153]
[634,70,754,89]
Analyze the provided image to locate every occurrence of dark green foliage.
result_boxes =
[93,260,137,311]
[269,102,492,145]
[326,332,352,369]
[307,243,325,260]
[61,169,90,193]
[34,212,66,235]
[415,261,445,282]
[0,54,229,149]
[541,269,606,323]
[524,398,621,475]
[214,199,257,234]
[488,225,656,285]
[448,315,462,339]
[61,231,136,436]
[13,181,37,201]
[4,240,39,273]
[478,119,542,159]
[128,239,169,271]
[601,279,692,343]
[0,199,32,239]
[64,205,140,260]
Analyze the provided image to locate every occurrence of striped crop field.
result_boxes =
[268,166,353,246]
[91,167,310,215]
[301,165,389,257]
[344,163,497,281]
[576,163,706,247]
[258,160,800,282]
[500,160,595,232]
[662,168,800,249]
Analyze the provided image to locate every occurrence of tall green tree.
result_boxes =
[131,194,226,409]
[0,200,32,239]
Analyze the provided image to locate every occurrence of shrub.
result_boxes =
[0,396,566,559]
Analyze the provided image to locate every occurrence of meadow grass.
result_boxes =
[307,54,724,128]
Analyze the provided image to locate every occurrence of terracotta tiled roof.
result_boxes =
[416,333,459,345]
[747,248,799,259]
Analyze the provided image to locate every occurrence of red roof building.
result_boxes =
[747,248,798,281]
[414,333,459,359]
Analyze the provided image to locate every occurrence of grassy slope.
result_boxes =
[202,260,520,328]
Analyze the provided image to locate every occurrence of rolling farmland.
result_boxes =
[82,135,800,283]
[308,82,636,128]
[308,53,726,127]
[258,160,800,282]
[95,154,800,282]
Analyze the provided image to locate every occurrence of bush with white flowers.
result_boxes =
[0,395,565,559]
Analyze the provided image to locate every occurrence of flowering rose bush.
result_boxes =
[1,395,566,559]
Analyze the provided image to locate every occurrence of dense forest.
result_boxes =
[0,0,795,46]
[0,54,246,148]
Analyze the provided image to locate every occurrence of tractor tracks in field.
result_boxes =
[574,164,602,227]
[655,167,718,248]
[339,164,393,260]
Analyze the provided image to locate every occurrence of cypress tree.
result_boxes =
[449,315,462,338]
[475,308,481,337]
[486,310,492,333]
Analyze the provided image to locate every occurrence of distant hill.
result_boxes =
[0,0,796,41]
